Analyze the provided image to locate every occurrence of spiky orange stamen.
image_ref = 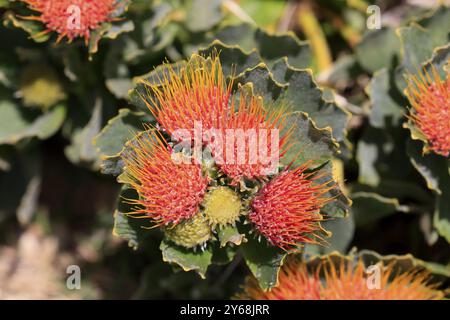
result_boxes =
[405,66,450,157]
[249,164,332,250]
[216,95,293,183]
[122,130,209,227]
[21,0,119,43]
[142,57,233,139]
[238,258,444,300]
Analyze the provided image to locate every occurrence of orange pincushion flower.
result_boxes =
[21,0,119,43]
[249,164,332,250]
[238,258,444,300]
[122,130,209,226]
[142,57,233,140]
[216,96,292,183]
[405,66,450,157]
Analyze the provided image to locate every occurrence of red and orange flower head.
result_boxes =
[122,130,209,227]
[249,164,332,250]
[405,66,450,157]
[238,257,444,300]
[21,0,120,43]
[142,56,233,140]
[216,95,292,183]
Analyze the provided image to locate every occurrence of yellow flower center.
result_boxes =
[203,187,242,227]
[164,214,212,248]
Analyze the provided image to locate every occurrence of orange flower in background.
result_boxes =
[122,130,209,227]
[249,164,332,250]
[405,66,450,157]
[142,56,233,140]
[217,95,292,183]
[238,258,444,300]
[21,0,119,43]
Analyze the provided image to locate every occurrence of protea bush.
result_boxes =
[0,0,448,300]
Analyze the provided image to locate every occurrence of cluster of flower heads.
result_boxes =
[405,65,450,157]
[20,0,121,43]
[237,257,444,300]
[122,55,335,251]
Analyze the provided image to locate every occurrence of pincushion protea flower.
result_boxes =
[122,130,209,227]
[249,164,332,250]
[20,0,120,43]
[142,56,233,139]
[405,66,450,157]
[238,258,444,300]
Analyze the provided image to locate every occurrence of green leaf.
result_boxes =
[406,140,450,243]
[212,24,312,69]
[356,126,414,187]
[160,240,213,279]
[366,68,404,128]
[351,192,406,227]
[357,249,450,279]
[253,29,312,69]
[282,111,338,168]
[271,59,350,143]
[0,101,66,145]
[355,27,400,73]
[240,236,286,290]
[304,213,354,255]
[434,185,450,244]
[217,224,246,247]
[184,0,224,32]
[229,0,285,27]
[113,210,145,250]
[211,243,238,265]
[233,63,286,102]
[315,162,351,218]
[93,108,147,175]
[103,43,134,99]
[234,59,349,144]
[104,20,135,40]
[113,187,150,249]
[198,41,261,77]
[406,139,448,195]
[88,1,133,56]
[65,98,103,170]
[422,44,450,78]
[3,12,50,43]
[0,148,41,225]
[395,6,450,90]
[397,23,438,74]
[128,60,187,111]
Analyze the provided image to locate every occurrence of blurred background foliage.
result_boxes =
[0,0,449,299]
